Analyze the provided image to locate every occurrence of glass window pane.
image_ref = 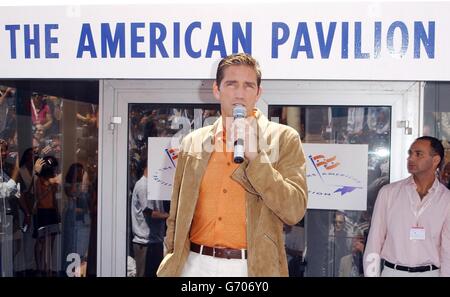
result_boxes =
[127,103,220,277]
[423,82,450,189]
[0,83,98,277]
[269,105,391,277]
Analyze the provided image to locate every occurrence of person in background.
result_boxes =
[63,163,90,275]
[146,196,169,277]
[31,93,53,140]
[16,148,45,275]
[130,159,152,277]
[0,87,15,140]
[364,136,450,277]
[1,139,20,240]
[339,231,365,277]
[326,211,351,276]
[33,156,60,276]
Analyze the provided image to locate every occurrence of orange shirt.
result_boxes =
[189,125,247,249]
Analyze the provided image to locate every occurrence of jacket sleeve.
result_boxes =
[164,139,188,254]
[245,128,308,225]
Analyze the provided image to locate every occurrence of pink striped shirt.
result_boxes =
[364,176,450,276]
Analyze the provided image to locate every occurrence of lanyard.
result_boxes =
[409,185,435,225]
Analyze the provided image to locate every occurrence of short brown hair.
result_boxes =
[215,53,261,89]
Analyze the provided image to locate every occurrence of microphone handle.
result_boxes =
[233,117,245,163]
[234,138,245,163]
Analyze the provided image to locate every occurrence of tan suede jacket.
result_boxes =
[157,111,307,277]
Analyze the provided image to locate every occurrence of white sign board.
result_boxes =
[147,137,178,201]
[0,2,449,80]
[303,143,368,211]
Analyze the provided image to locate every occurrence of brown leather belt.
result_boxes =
[190,242,247,260]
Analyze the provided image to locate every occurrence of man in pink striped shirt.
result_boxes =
[364,136,450,277]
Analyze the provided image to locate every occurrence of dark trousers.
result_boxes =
[133,243,148,277]
[146,242,163,277]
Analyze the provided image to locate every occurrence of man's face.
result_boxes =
[352,237,364,253]
[334,214,345,231]
[51,138,62,153]
[407,140,440,176]
[213,65,261,119]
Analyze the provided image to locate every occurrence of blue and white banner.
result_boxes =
[0,2,449,80]
[304,143,368,211]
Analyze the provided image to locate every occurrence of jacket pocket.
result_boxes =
[260,232,281,275]
[263,232,278,247]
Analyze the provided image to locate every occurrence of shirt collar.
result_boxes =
[406,175,441,193]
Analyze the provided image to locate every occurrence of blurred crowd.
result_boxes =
[0,85,98,277]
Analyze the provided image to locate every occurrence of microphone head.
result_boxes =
[232,105,247,118]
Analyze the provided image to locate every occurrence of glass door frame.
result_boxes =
[99,79,421,276]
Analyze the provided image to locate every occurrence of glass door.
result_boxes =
[100,80,219,276]
[125,103,220,277]
[269,106,390,277]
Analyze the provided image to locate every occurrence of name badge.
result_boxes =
[410,227,426,240]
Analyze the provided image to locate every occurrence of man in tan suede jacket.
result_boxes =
[157,53,307,277]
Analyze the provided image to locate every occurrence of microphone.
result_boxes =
[233,105,247,163]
